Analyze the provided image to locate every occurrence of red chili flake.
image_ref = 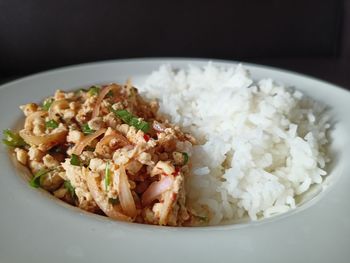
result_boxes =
[172,167,180,176]
[172,193,177,201]
[143,134,150,142]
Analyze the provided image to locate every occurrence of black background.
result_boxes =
[0,0,349,88]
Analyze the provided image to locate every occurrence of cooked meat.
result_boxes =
[11,82,194,226]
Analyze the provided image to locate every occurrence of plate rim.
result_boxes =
[0,57,348,232]
[1,57,349,96]
[1,57,350,263]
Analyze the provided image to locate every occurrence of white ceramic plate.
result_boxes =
[0,58,350,263]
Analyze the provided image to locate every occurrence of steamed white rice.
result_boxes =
[139,63,330,225]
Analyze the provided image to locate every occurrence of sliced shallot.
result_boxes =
[92,84,120,118]
[118,164,137,218]
[85,169,132,222]
[72,128,106,155]
[19,129,67,147]
[141,176,174,206]
[95,131,130,155]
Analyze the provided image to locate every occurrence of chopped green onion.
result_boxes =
[88,86,100,96]
[45,119,59,129]
[2,129,27,148]
[113,109,132,122]
[109,107,150,133]
[82,123,95,135]
[64,180,77,200]
[104,162,111,191]
[182,152,189,165]
[138,122,150,133]
[130,117,141,127]
[42,98,54,111]
[108,197,120,205]
[70,154,80,166]
[29,169,50,188]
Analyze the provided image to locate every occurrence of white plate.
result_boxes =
[0,58,350,263]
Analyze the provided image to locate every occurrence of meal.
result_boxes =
[2,63,330,226]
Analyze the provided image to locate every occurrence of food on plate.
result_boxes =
[3,63,330,226]
[4,82,193,226]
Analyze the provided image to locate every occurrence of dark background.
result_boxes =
[0,0,349,88]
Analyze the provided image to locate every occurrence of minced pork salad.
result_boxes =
[3,81,197,226]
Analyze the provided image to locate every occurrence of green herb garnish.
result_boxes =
[2,129,27,148]
[82,123,95,135]
[109,107,150,133]
[104,162,111,191]
[42,98,54,111]
[108,197,120,205]
[88,86,100,96]
[70,154,80,166]
[182,152,189,165]
[64,180,77,200]
[45,119,59,129]
[29,169,51,188]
